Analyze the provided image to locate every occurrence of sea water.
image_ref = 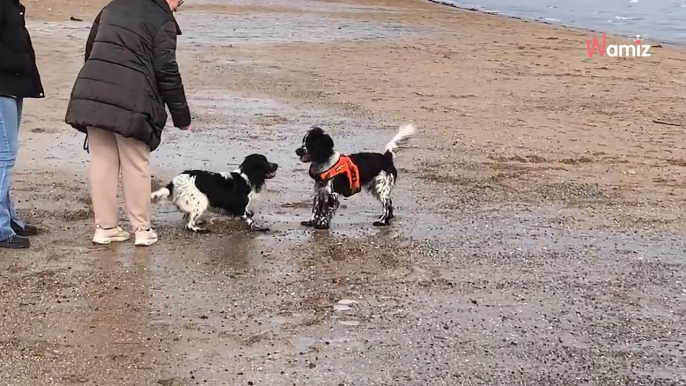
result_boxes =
[430,0,686,45]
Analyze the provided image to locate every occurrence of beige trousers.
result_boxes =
[87,127,151,231]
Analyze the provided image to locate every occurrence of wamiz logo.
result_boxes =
[586,34,652,58]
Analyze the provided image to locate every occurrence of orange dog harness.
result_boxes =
[310,155,361,197]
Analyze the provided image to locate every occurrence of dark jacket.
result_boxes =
[0,0,44,99]
[64,0,191,151]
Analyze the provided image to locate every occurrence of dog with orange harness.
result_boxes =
[295,124,416,229]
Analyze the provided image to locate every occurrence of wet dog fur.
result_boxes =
[151,154,278,232]
[295,124,416,229]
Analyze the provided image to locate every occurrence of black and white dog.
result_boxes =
[295,124,416,229]
[151,154,279,232]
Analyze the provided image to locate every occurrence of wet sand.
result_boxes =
[2,0,686,385]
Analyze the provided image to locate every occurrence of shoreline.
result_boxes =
[426,0,685,47]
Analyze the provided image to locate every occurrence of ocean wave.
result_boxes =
[426,0,682,45]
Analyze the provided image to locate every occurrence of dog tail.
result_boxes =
[384,123,416,159]
[151,182,173,202]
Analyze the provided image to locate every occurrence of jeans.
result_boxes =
[0,96,26,240]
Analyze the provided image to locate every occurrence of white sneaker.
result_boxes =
[134,228,158,246]
[92,225,131,245]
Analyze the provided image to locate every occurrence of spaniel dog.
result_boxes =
[151,154,278,232]
[295,124,416,229]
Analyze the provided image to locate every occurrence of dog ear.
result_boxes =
[321,133,334,151]
[309,126,325,136]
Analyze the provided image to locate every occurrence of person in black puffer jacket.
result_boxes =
[65,0,191,247]
[0,0,45,249]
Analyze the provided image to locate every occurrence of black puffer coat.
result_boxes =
[64,0,191,151]
[0,0,44,99]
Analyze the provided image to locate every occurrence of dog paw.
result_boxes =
[300,220,315,227]
[250,226,270,232]
[314,224,330,230]
[186,226,210,233]
[373,221,390,227]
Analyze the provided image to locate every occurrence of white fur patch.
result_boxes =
[232,169,249,185]
[169,175,210,218]
[384,123,417,157]
[311,151,341,175]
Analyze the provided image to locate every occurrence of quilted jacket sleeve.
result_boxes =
[152,21,191,128]
[84,11,102,62]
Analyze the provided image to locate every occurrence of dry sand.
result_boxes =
[1,0,685,385]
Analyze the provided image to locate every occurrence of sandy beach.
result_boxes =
[2,0,685,385]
